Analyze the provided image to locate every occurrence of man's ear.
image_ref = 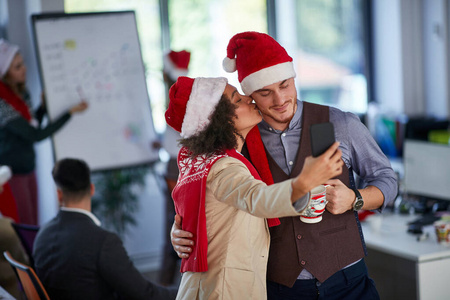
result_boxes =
[90,183,95,197]
[56,188,63,205]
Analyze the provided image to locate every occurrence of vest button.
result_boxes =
[301,260,306,266]
[297,234,302,240]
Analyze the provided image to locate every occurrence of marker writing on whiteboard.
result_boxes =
[76,85,87,102]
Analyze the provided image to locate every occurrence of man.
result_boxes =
[172,32,397,299]
[33,158,177,300]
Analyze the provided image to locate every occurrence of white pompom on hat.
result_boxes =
[165,76,228,138]
[0,39,20,78]
[222,31,296,96]
[163,50,191,81]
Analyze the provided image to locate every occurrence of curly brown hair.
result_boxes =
[179,94,240,156]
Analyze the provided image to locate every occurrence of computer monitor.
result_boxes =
[403,139,450,201]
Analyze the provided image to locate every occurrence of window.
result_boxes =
[65,0,266,132]
[276,0,370,114]
[168,0,266,83]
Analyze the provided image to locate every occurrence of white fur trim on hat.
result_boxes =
[0,39,20,78]
[181,77,228,138]
[240,62,296,96]
[222,57,236,73]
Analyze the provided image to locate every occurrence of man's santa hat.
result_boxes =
[222,31,296,96]
[165,76,227,138]
[163,50,191,81]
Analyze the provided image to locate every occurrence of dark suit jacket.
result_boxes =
[33,210,177,300]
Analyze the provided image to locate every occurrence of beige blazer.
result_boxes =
[176,156,301,300]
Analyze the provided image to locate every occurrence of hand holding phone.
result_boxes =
[310,122,336,157]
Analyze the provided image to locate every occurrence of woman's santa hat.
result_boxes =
[165,76,227,138]
[0,39,19,78]
[222,31,296,96]
[163,50,191,81]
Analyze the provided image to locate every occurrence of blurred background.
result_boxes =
[1,1,449,299]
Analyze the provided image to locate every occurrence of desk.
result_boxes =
[362,213,450,300]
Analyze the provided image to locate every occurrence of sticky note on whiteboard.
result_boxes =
[64,39,76,50]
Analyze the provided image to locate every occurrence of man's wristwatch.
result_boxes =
[352,188,364,211]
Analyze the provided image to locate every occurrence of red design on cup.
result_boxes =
[300,185,327,224]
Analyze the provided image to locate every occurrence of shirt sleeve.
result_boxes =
[3,112,71,142]
[208,157,304,218]
[331,108,398,211]
[34,104,47,126]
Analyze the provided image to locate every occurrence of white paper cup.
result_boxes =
[434,221,450,245]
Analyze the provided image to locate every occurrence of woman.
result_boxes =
[0,39,87,225]
[165,76,343,299]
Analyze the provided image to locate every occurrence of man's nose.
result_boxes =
[272,90,284,104]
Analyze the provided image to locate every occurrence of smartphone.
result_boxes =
[310,122,336,157]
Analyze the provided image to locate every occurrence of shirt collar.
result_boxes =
[60,207,102,226]
[258,100,303,133]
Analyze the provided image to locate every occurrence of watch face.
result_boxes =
[354,199,364,211]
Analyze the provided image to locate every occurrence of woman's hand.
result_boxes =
[291,142,343,200]
[69,101,88,114]
[40,92,47,107]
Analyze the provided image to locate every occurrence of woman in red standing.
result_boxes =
[0,39,87,225]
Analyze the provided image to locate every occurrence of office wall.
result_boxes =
[423,0,449,118]
[372,0,404,114]
[373,0,450,119]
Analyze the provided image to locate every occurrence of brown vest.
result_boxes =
[247,102,366,287]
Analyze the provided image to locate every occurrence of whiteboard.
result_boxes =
[32,12,158,171]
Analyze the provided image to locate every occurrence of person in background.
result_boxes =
[172,31,398,300]
[33,158,177,300]
[165,76,342,299]
[0,165,19,222]
[0,39,88,225]
[159,49,191,286]
[0,180,29,300]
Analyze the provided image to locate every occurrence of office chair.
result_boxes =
[3,251,50,300]
[11,222,39,268]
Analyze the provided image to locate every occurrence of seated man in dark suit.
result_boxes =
[33,158,177,300]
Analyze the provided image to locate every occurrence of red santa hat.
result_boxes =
[0,39,20,77]
[165,76,228,138]
[163,50,191,81]
[222,31,296,96]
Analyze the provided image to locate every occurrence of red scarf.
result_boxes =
[245,126,281,227]
[0,81,31,121]
[173,147,262,272]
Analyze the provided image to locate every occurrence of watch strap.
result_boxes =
[352,188,364,211]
